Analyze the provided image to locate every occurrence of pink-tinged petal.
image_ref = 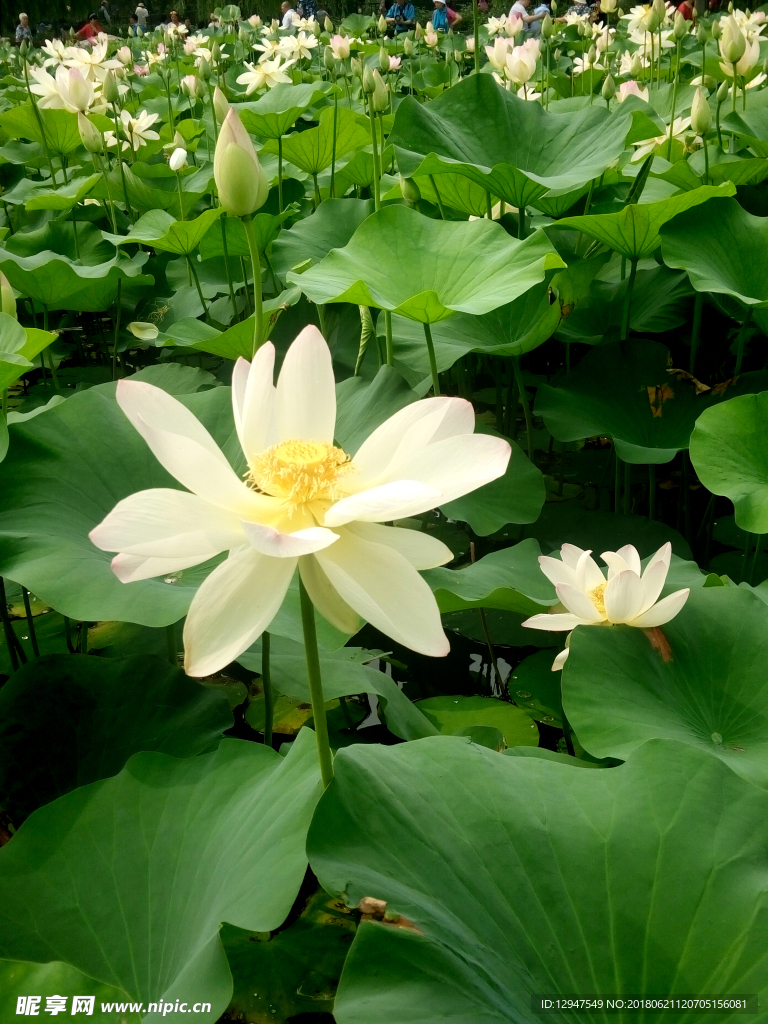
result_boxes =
[603,569,645,623]
[560,543,587,569]
[538,555,579,589]
[630,588,690,628]
[315,527,449,657]
[299,555,362,634]
[183,547,296,676]
[345,521,453,569]
[90,488,244,556]
[556,582,605,622]
[350,396,475,486]
[241,520,339,557]
[111,552,212,584]
[575,549,604,592]
[232,343,276,460]
[385,433,511,507]
[274,325,336,443]
[521,612,589,631]
[552,648,570,671]
[324,480,441,527]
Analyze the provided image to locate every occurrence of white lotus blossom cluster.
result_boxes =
[29,39,123,115]
[486,36,541,95]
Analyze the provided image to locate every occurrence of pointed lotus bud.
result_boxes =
[362,64,376,93]
[400,175,421,204]
[378,14,387,33]
[181,74,199,98]
[403,36,413,54]
[717,79,729,102]
[690,86,711,134]
[211,40,221,61]
[711,17,722,38]
[630,52,643,76]
[214,108,269,218]
[350,55,362,76]
[271,18,279,29]
[103,69,120,104]
[0,272,17,320]
[588,43,597,62]
[380,45,390,71]
[117,45,132,64]
[652,0,666,17]
[19,40,28,57]
[415,21,424,39]
[170,146,188,170]
[601,73,616,100]
[312,19,322,37]
[198,55,212,79]
[542,13,554,38]
[127,322,159,340]
[554,47,561,60]
[324,45,336,71]
[136,24,144,35]
[324,15,333,31]
[213,85,230,124]
[78,111,103,153]
[696,22,707,45]
[719,16,746,63]
[370,68,388,111]
[174,129,185,148]
[673,11,689,38]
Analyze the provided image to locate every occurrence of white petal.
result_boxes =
[552,648,570,671]
[381,434,511,509]
[299,555,362,634]
[274,325,336,443]
[232,343,276,460]
[111,552,211,584]
[630,588,690,628]
[556,582,605,623]
[324,480,441,527]
[90,488,245,556]
[616,544,642,576]
[560,543,587,569]
[521,612,589,631]
[183,547,295,676]
[575,549,604,592]
[642,541,672,578]
[351,396,475,486]
[601,552,636,579]
[603,569,646,623]
[345,521,454,569]
[638,557,668,614]
[241,520,339,557]
[315,528,449,657]
[538,555,579,589]
[116,380,269,517]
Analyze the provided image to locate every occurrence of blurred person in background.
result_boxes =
[135,1,149,28]
[76,13,103,40]
[15,12,33,43]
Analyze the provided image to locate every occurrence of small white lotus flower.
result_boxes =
[617,78,649,102]
[237,56,296,93]
[126,322,159,340]
[330,33,351,60]
[169,146,188,171]
[631,115,696,161]
[90,327,511,677]
[106,108,160,152]
[522,542,690,670]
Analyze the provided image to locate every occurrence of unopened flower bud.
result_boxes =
[690,85,711,134]
[380,45,390,71]
[673,11,688,38]
[324,14,333,30]
[323,44,334,70]
[717,79,729,103]
[602,73,616,99]
[0,271,17,320]
[630,52,642,76]
[213,85,230,123]
[652,0,666,18]
[198,56,212,79]
[551,0,558,12]
[719,16,746,63]
[711,18,722,38]
[170,146,188,170]
[542,13,554,37]
[211,40,221,61]
[554,47,561,60]
[103,69,119,104]
[588,43,597,62]
[19,40,28,57]
[312,19,322,36]
[350,56,362,76]
[117,45,132,64]
[213,107,269,217]
[78,111,103,153]
[181,73,199,98]
[362,64,376,92]
[400,174,421,204]
[370,68,388,111]
[415,21,424,39]
[696,23,707,45]
[378,13,387,33]
[403,36,413,54]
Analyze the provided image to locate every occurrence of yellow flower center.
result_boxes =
[246,439,351,508]
[589,580,608,616]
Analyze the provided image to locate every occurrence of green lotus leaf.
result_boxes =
[103,207,224,256]
[2,173,100,212]
[415,695,539,747]
[236,81,336,139]
[0,312,57,392]
[90,162,203,219]
[0,104,80,155]
[0,248,153,312]
[309,737,768,1021]
[660,197,768,308]
[0,961,140,1024]
[563,587,768,788]
[0,728,322,1022]
[271,197,374,280]
[689,390,768,534]
[289,206,565,324]
[422,538,557,615]
[262,106,369,176]
[388,75,636,209]
[554,182,736,260]
[198,203,298,260]
[535,340,768,464]
[721,106,768,157]
[0,653,232,823]
[334,365,417,453]
[333,149,380,196]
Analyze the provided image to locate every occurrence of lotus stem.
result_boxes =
[620,258,638,341]
[262,630,274,747]
[702,135,709,186]
[690,291,703,373]
[369,108,381,211]
[512,356,533,461]
[330,88,338,199]
[473,0,480,73]
[41,307,60,392]
[277,137,284,213]
[428,174,446,219]
[298,576,334,788]
[0,577,20,672]
[22,59,57,185]
[423,322,440,396]
[220,214,238,318]
[734,308,752,375]
[175,170,185,221]
[112,279,122,381]
[667,40,681,162]
[384,310,394,366]
[242,214,264,356]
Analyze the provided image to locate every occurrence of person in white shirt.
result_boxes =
[135,1,148,26]
[509,0,545,30]
[280,0,296,27]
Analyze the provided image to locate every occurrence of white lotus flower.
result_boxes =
[486,37,510,70]
[41,37,68,67]
[284,31,319,60]
[486,14,509,36]
[619,51,649,75]
[237,56,296,93]
[127,321,160,340]
[506,42,539,85]
[105,108,160,152]
[27,66,65,108]
[617,79,649,102]
[252,36,284,59]
[64,41,120,82]
[631,115,696,161]
[522,542,690,670]
[330,33,351,60]
[720,34,760,77]
[572,54,605,75]
[90,327,510,677]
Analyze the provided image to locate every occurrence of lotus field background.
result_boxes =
[3,1,768,1020]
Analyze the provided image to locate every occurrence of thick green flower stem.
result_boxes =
[690,291,703,373]
[113,114,134,223]
[734,308,753,375]
[702,135,710,186]
[175,171,185,221]
[298,577,334,788]
[96,152,118,233]
[369,110,381,212]
[208,83,220,144]
[620,258,638,342]
[220,215,238,317]
[187,256,209,320]
[330,90,338,199]
[730,64,738,153]
[750,534,764,586]
[518,206,526,240]
[472,0,480,73]
[242,214,264,356]
[384,310,394,366]
[428,174,446,220]
[0,576,21,672]
[312,174,321,209]
[423,322,440,396]
[22,61,57,185]
[112,279,122,381]
[666,41,682,162]
[512,356,533,461]
[485,190,493,220]
[277,137,284,213]
[262,630,274,748]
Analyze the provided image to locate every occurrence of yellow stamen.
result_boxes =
[246,439,351,508]
[589,580,608,615]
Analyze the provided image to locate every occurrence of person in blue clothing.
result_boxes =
[386,0,415,33]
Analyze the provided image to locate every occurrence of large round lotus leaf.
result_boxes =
[102,207,224,256]
[262,107,369,176]
[535,340,768,464]
[690,391,768,534]
[0,729,322,1022]
[661,197,768,308]
[554,183,735,260]
[288,205,565,324]
[415,695,539,747]
[0,381,239,625]
[0,653,233,823]
[563,587,768,788]
[235,81,335,139]
[388,75,637,209]
[271,198,374,280]
[308,737,768,1022]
